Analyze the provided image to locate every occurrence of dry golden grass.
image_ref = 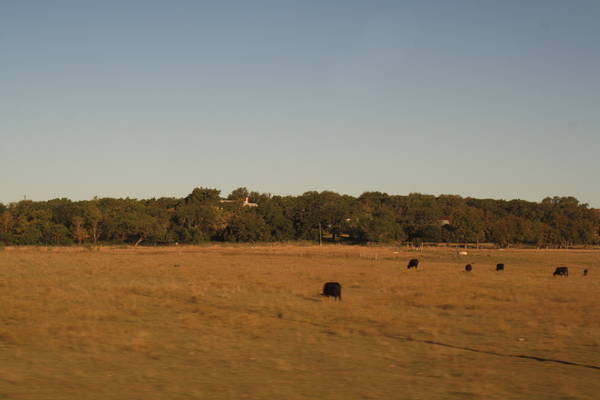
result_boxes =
[0,244,598,399]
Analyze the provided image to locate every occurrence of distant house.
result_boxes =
[243,197,258,207]
[438,216,451,226]
[219,197,258,207]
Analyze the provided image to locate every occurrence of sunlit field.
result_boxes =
[0,245,598,400]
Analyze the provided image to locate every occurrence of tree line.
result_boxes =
[0,187,598,247]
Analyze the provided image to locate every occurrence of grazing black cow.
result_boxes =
[583,269,589,276]
[553,266,569,277]
[407,259,419,269]
[496,263,505,271]
[465,264,472,272]
[321,282,342,301]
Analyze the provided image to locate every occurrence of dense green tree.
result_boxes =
[184,187,221,205]
[223,210,271,242]
[256,197,295,241]
[0,188,596,247]
[82,201,103,244]
[227,187,250,200]
[416,224,443,242]
[174,201,222,243]
[350,215,405,243]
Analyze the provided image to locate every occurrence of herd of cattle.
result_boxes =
[320,258,590,301]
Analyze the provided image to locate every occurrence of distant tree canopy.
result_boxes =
[0,188,597,247]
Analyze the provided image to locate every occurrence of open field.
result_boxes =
[0,245,599,400]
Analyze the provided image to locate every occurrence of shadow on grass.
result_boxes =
[397,336,600,371]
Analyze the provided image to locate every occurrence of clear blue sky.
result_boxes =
[1,1,599,206]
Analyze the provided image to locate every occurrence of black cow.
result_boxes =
[465,264,472,272]
[583,269,589,276]
[496,263,505,271]
[407,259,419,269]
[321,282,342,301]
[553,266,569,277]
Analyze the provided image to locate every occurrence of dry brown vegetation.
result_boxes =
[0,245,599,400]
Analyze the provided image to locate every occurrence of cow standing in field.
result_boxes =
[465,264,473,272]
[553,266,569,277]
[407,259,419,269]
[321,282,342,301]
[496,263,505,271]
[583,269,589,276]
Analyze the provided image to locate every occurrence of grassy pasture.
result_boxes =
[0,245,598,400]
